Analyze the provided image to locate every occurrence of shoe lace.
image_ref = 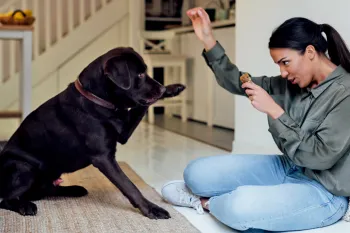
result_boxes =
[178,188,204,214]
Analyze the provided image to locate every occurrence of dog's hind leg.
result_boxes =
[22,181,88,201]
[0,160,38,216]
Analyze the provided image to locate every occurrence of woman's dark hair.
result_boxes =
[269,17,350,73]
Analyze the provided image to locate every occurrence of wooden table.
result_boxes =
[0,25,33,121]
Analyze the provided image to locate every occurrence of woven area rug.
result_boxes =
[0,162,199,233]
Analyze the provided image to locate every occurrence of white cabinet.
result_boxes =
[212,27,236,129]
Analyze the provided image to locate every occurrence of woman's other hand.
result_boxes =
[186,7,216,51]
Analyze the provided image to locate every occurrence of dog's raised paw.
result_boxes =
[162,84,186,98]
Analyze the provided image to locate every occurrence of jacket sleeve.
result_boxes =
[268,96,350,170]
[202,41,287,96]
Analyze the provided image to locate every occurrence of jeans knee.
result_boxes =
[183,157,208,195]
[209,186,261,230]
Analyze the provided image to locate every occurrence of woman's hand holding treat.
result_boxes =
[241,73,284,119]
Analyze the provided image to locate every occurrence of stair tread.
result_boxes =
[0,25,33,31]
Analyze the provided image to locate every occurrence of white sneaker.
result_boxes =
[161,180,204,214]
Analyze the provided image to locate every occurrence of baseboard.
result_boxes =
[171,114,235,132]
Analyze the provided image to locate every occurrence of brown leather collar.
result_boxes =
[74,79,116,110]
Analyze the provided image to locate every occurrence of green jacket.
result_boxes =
[202,42,350,197]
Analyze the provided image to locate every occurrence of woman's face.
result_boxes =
[270,47,316,88]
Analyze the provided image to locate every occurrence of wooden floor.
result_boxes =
[153,114,234,152]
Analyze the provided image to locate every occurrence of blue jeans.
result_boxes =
[183,154,348,232]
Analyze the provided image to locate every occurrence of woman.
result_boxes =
[161,7,350,232]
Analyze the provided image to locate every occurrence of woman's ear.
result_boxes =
[305,45,317,61]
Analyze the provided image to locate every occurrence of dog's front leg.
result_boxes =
[91,155,170,219]
[118,106,148,144]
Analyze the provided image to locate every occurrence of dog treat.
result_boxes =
[240,73,252,83]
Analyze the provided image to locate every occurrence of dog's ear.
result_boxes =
[104,56,131,90]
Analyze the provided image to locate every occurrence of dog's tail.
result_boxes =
[0,140,7,197]
[0,140,7,153]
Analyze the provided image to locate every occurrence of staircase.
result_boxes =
[0,0,143,120]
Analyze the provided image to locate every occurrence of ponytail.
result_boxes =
[321,24,350,73]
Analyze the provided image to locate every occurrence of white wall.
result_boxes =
[233,0,350,154]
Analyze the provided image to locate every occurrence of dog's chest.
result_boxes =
[109,109,131,132]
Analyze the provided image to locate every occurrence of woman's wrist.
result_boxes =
[269,105,285,120]
[203,37,216,51]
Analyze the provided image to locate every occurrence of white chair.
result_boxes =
[140,30,188,124]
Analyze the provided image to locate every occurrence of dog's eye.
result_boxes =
[138,73,145,79]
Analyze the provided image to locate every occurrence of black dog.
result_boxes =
[0,47,185,219]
